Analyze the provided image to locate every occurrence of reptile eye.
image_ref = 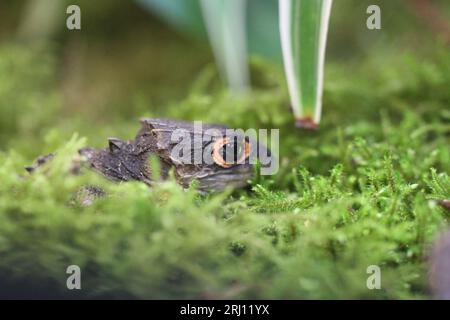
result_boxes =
[212,137,250,168]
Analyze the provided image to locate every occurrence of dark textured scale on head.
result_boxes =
[136,118,254,192]
[27,118,269,193]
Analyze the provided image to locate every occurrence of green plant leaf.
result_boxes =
[200,0,250,94]
[279,0,333,128]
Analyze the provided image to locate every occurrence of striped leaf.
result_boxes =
[279,0,333,128]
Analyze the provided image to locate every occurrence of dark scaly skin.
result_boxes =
[25,153,55,173]
[27,118,264,193]
[79,138,155,186]
[137,118,255,192]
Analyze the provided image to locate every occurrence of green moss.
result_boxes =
[0,42,449,299]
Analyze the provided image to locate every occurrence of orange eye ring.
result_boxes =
[212,137,250,168]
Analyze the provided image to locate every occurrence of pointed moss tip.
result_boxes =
[295,117,318,130]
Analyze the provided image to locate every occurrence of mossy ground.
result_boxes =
[0,1,449,299]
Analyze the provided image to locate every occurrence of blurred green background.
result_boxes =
[0,0,449,299]
[0,0,448,156]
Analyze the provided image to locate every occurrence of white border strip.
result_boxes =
[314,0,333,124]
